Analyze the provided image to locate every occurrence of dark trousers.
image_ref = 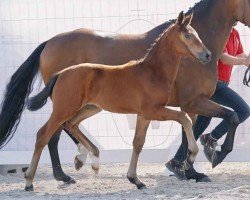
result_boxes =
[174,81,250,162]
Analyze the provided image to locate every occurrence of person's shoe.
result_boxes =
[165,159,188,181]
[185,165,211,182]
[200,133,217,163]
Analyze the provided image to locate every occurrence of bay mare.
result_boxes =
[24,13,211,191]
[0,0,250,184]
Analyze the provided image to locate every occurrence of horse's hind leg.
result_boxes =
[48,127,76,184]
[65,106,101,174]
[127,115,150,189]
[25,116,64,191]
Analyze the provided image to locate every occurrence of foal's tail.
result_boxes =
[0,41,47,149]
[27,74,59,111]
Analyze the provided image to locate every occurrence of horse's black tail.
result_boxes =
[0,41,47,149]
[27,74,59,111]
[243,66,250,87]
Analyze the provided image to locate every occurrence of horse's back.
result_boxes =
[40,28,148,83]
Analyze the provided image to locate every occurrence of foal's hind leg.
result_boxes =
[70,104,102,171]
[127,115,150,189]
[65,106,101,174]
[25,116,64,191]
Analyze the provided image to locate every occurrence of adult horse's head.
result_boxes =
[234,0,250,26]
[174,11,211,64]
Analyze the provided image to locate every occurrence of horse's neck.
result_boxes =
[146,0,235,72]
[142,33,181,82]
[192,2,234,58]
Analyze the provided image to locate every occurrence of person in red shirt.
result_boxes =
[166,24,250,182]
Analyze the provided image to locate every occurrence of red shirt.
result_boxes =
[218,28,244,83]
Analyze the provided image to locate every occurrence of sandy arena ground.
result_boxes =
[0,162,249,200]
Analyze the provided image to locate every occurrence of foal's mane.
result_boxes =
[140,24,174,62]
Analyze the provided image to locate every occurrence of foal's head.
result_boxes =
[171,11,211,64]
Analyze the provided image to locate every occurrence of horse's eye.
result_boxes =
[185,34,190,39]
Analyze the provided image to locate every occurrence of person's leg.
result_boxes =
[167,83,225,181]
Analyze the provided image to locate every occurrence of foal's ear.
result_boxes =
[182,13,193,27]
[177,11,184,25]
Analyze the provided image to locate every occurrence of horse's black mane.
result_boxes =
[150,0,213,36]
[186,0,212,15]
[143,0,213,61]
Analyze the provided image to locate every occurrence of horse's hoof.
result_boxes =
[64,177,76,184]
[74,156,84,171]
[212,151,222,168]
[62,176,76,184]
[200,134,217,163]
[165,160,188,181]
[185,166,211,182]
[137,183,147,190]
[25,184,34,191]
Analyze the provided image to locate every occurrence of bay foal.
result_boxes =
[25,12,211,191]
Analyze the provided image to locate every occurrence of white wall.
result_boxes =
[0,0,249,163]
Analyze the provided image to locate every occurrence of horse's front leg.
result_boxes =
[182,96,240,168]
[127,115,150,189]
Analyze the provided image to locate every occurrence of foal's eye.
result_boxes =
[185,34,190,39]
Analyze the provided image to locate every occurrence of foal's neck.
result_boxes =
[141,29,182,82]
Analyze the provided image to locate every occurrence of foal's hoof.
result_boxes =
[74,156,84,171]
[91,165,99,175]
[165,160,187,181]
[127,177,146,190]
[25,184,34,191]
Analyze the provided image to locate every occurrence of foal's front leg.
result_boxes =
[127,115,150,189]
[143,106,199,173]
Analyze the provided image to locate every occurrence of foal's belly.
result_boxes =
[90,86,141,114]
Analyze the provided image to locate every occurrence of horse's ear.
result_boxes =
[177,11,184,25]
[182,13,193,27]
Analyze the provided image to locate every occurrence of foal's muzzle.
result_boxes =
[199,50,211,64]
